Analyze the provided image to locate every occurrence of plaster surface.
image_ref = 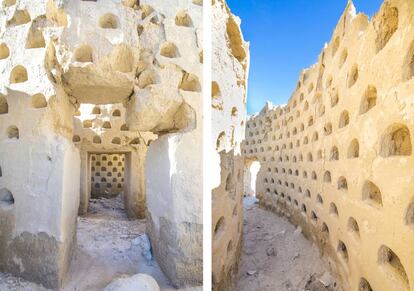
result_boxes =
[0,0,203,288]
[241,1,414,290]
[211,0,250,290]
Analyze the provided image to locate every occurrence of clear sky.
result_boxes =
[226,0,384,114]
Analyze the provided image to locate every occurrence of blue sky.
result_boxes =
[226,0,384,114]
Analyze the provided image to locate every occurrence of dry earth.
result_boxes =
[0,195,200,291]
[236,197,341,291]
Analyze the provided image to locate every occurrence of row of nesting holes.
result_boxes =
[81,120,117,129]
[249,36,409,136]
[81,2,195,29]
[244,123,411,163]
[246,85,376,141]
[214,171,241,258]
[288,61,357,118]
[91,155,124,162]
[75,107,121,117]
[73,41,180,62]
[91,154,124,189]
[69,6,201,90]
[0,7,191,74]
[73,135,142,146]
[265,175,386,209]
[1,9,201,89]
[246,4,412,126]
[245,138,359,159]
[74,8,193,62]
[2,1,198,30]
[285,27,414,125]
[74,108,137,145]
[246,83,376,136]
[213,211,240,257]
[72,7,201,91]
[0,94,47,113]
[291,4,402,113]
[0,94,47,140]
[266,184,410,289]
[0,3,44,208]
[265,164,414,221]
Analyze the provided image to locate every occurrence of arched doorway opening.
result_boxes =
[243,159,261,197]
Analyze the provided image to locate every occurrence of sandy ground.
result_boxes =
[0,195,201,291]
[236,197,341,291]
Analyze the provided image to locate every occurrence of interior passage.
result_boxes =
[236,198,339,291]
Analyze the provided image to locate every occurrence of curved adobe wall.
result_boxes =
[212,0,250,290]
[242,1,414,290]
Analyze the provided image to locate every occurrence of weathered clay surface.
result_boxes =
[146,117,203,287]
[147,213,202,288]
[211,0,249,290]
[0,0,202,288]
[2,231,75,289]
[242,1,414,290]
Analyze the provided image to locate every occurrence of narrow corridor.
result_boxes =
[0,196,188,291]
[236,198,340,291]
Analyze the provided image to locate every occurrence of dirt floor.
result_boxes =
[0,195,201,291]
[236,197,341,291]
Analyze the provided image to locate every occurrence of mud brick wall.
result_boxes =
[242,1,414,290]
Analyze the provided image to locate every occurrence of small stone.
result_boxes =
[293,226,302,237]
[266,247,276,256]
[132,234,153,262]
[246,270,256,276]
[318,272,335,287]
[103,273,159,291]
[276,230,286,236]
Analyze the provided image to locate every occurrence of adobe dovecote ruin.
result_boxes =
[0,0,202,288]
[242,0,414,290]
[212,0,249,290]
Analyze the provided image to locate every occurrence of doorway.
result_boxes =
[244,160,261,197]
[88,153,126,217]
